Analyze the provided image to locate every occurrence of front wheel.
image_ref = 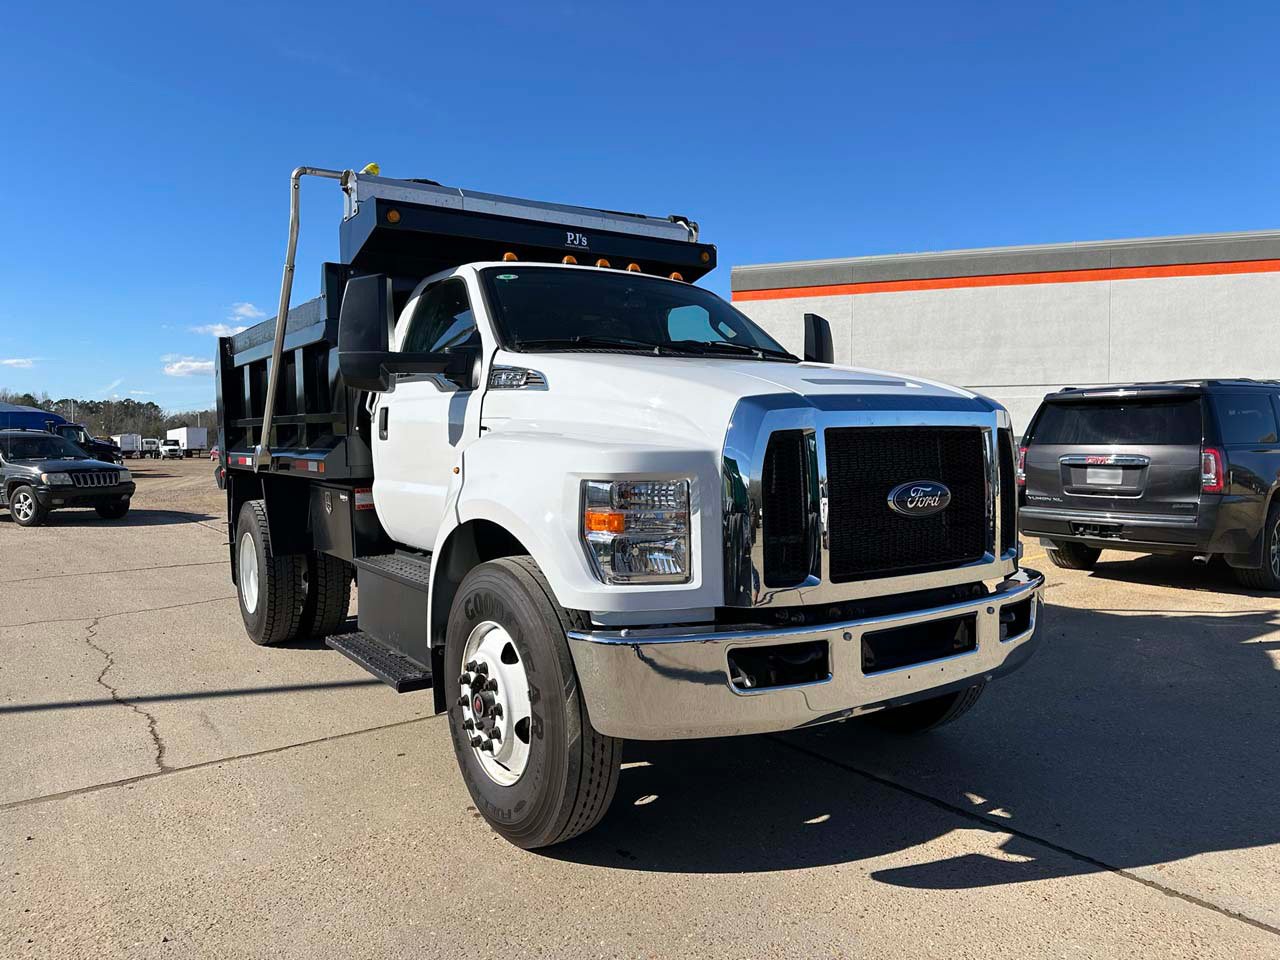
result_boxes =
[867,682,986,733]
[445,556,622,849]
[8,485,46,527]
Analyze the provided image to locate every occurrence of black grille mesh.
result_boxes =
[761,430,812,586]
[998,428,1017,554]
[825,427,988,582]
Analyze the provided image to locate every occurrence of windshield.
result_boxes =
[1,434,88,460]
[479,267,794,360]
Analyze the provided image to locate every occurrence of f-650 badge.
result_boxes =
[887,480,952,518]
[565,231,589,248]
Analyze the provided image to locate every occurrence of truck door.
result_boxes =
[372,276,483,550]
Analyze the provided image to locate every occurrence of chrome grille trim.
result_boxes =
[722,394,1016,608]
[70,470,120,488]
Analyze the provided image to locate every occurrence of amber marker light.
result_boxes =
[583,509,626,535]
[626,263,642,272]
[669,272,684,281]
[562,255,578,264]
[502,251,519,262]
[386,209,401,224]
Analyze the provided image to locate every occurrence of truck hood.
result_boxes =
[483,352,993,449]
[21,458,122,473]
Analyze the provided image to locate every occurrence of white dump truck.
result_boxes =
[216,166,1044,849]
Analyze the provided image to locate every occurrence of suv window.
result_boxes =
[1031,398,1202,446]
[403,279,478,356]
[1211,394,1279,445]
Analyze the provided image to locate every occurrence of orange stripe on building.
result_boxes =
[731,258,1280,301]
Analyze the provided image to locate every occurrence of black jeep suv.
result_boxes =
[0,429,136,527]
[1020,380,1280,589]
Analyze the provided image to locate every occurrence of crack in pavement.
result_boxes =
[2,560,224,585]
[81,617,170,773]
[1,594,237,629]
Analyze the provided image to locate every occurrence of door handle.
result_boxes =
[379,407,389,440]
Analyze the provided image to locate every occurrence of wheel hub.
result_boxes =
[457,621,532,786]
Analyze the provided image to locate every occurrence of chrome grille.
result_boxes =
[71,470,120,488]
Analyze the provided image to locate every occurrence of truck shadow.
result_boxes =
[547,602,1280,894]
[1081,551,1280,600]
[0,508,219,527]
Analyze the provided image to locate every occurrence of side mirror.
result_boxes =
[339,275,449,391]
[803,313,834,364]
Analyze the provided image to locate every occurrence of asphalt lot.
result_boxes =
[3,458,1279,958]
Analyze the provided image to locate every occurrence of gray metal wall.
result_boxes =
[731,231,1280,434]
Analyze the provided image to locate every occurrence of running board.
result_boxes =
[326,631,433,693]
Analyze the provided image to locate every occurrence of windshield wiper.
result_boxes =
[668,339,799,362]
[517,336,667,354]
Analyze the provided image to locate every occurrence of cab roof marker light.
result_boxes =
[595,258,611,268]
[562,255,578,265]
[503,251,519,262]
[626,263,642,272]
[668,272,684,282]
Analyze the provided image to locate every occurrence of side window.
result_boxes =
[666,304,739,343]
[403,279,479,356]
[1214,394,1278,445]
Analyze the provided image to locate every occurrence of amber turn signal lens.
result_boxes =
[668,271,684,282]
[583,510,626,535]
[700,251,710,263]
[502,251,518,262]
[626,263,641,272]
[562,255,578,264]
[386,209,401,224]
[595,258,611,268]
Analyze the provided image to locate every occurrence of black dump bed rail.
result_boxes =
[216,169,718,480]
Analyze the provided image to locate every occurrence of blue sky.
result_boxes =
[2,1,1278,410]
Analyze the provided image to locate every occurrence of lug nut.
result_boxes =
[492,703,503,719]
[485,678,499,692]
[489,727,502,741]
[470,735,483,748]
[463,719,475,731]
[480,739,496,753]
[475,662,489,677]
[456,695,468,707]
[459,672,472,687]
[465,660,478,672]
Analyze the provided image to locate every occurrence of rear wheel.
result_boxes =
[445,556,622,849]
[297,552,353,638]
[868,682,986,733]
[95,501,130,520]
[9,485,45,527]
[1234,506,1280,591]
[1047,540,1101,570]
[234,500,307,646]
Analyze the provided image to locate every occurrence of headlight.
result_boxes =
[581,479,691,584]
[40,472,73,486]
[117,469,132,482]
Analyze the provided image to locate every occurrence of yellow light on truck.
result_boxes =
[595,258,611,268]
[626,263,641,272]
[386,209,401,224]
[562,255,578,264]
[700,251,710,263]
[584,509,626,535]
[360,162,381,175]
[503,251,519,262]
[669,272,684,281]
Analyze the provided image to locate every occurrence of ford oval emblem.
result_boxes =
[887,480,951,518]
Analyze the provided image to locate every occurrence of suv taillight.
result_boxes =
[1201,447,1224,493]
[1016,445,1027,487]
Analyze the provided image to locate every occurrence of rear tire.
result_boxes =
[445,556,622,849]
[8,485,46,527]
[1234,506,1280,591]
[297,552,353,638]
[1047,541,1101,570]
[868,682,986,733]
[234,500,307,646]
[95,501,130,520]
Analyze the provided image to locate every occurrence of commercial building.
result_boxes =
[731,230,1280,433]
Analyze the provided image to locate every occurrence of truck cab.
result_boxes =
[217,167,1044,849]
[52,423,122,464]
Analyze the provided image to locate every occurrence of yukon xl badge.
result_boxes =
[888,480,951,518]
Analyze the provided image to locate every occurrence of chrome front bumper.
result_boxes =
[567,568,1044,740]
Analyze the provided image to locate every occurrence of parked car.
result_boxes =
[51,423,122,464]
[158,439,184,460]
[0,429,135,526]
[1020,380,1280,588]
[142,438,161,458]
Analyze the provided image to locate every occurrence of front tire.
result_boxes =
[95,501,130,520]
[9,485,46,527]
[868,682,987,733]
[1047,540,1101,570]
[445,556,622,849]
[234,500,307,646]
[1234,505,1280,591]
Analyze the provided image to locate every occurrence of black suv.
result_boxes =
[0,429,136,526]
[1019,380,1280,589]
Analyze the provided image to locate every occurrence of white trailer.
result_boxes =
[166,426,208,457]
[111,433,143,458]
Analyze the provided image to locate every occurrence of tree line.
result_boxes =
[0,388,217,440]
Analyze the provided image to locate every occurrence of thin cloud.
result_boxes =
[100,377,124,395]
[0,358,34,368]
[230,302,266,320]
[163,357,215,377]
[191,323,249,337]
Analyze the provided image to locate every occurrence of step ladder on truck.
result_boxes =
[217,164,1045,848]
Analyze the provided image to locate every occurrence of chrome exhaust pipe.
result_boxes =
[1192,554,1211,566]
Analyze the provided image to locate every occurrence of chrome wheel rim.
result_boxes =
[12,492,34,522]
[238,532,259,614]
[1271,519,1280,579]
[458,620,532,786]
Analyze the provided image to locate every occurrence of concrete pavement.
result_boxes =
[3,460,1279,958]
